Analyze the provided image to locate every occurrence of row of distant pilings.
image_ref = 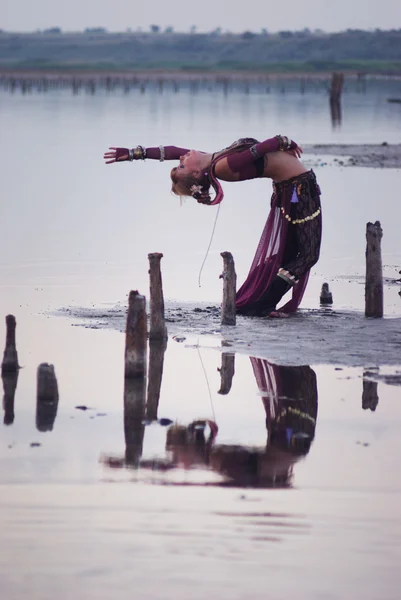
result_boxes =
[0,71,367,96]
[1,219,386,380]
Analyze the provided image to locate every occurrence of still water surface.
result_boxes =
[1,79,401,308]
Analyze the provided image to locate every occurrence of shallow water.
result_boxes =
[1,82,401,599]
[1,319,401,599]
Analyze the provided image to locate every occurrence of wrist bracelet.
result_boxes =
[275,135,292,151]
[133,145,146,160]
[159,145,165,162]
[128,148,134,161]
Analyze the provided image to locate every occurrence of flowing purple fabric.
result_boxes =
[236,188,309,313]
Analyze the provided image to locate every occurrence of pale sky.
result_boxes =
[1,0,400,33]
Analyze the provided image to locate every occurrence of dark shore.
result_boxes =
[303,143,401,169]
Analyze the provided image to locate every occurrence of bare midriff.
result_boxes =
[214,152,307,183]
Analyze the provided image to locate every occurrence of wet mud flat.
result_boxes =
[303,143,401,169]
[59,294,401,368]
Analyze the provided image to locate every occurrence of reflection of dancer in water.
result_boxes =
[101,358,318,487]
[164,359,318,488]
[251,358,318,454]
[104,135,322,317]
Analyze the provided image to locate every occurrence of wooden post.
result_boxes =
[320,282,333,304]
[330,72,344,103]
[220,252,237,326]
[365,221,383,318]
[329,72,344,127]
[125,291,147,378]
[1,315,19,374]
[217,352,235,395]
[146,340,167,421]
[37,363,59,404]
[148,253,167,342]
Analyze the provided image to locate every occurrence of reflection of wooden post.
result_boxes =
[362,371,379,411]
[36,364,59,432]
[220,252,237,326]
[1,315,19,374]
[37,363,59,404]
[365,221,383,318]
[146,340,167,421]
[125,291,147,378]
[2,371,19,425]
[148,253,167,342]
[217,353,235,395]
[124,377,146,467]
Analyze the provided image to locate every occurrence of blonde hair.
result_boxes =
[170,167,212,204]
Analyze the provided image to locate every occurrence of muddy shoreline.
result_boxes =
[303,143,401,169]
[58,294,401,369]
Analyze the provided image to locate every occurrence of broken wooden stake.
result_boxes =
[1,315,19,374]
[220,252,237,326]
[148,253,168,341]
[125,291,147,378]
[320,282,333,304]
[329,72,344,127]
[365,221,383,318]
[37,363,59,404]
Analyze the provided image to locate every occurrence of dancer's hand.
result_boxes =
[104,147,130,164]
[287,145,303,159]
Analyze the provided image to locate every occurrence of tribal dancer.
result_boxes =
[104,136,322,317]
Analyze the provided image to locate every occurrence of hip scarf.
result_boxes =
[236,170,322,313]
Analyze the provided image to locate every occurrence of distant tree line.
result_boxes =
[0,28,400,73]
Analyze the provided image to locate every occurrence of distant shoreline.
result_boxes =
[1,68,401,81]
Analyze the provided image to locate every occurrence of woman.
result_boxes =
[104,135,322,317]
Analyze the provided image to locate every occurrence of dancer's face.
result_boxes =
[174,150,203,180]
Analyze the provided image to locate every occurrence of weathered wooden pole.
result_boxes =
[329,72,344,127]
[220,252,237,326]
[217,352,235,395]
[330,72,344,103]
[365,221,383,318]
[125,291,147,378]
[146,340,167,421]
[320,282,333,304]
[148,253,167,342]
[37,363,59,404]
[1,315,19,374]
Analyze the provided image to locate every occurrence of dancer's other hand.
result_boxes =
[104,147,130,164]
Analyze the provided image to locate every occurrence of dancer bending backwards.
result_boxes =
[104,136,322,317]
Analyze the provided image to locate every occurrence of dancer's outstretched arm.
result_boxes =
[104,145,192,164]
